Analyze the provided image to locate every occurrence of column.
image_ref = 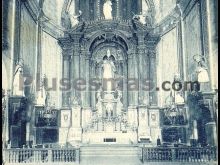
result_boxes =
[137,33,149,105]
[137,0,142,14]
[9,0,21,92]
[123,61,128,109]
[85,55,91,107]
[205,0,218,91]
[79,50,90,108]
[96,0,101,19]
[90,60,96,108]
[35,7,43,93]
[148,50,157,106]
[62,52,71,107]
[127,50,138,106]
[116,0,120,18]
[71,36,80,100]
[75,0,80,14]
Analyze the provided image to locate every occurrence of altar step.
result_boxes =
[79,145,142,165]
[80,145,141,156]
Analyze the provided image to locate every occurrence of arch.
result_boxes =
[145,0,156,14]
[87,30,132,53]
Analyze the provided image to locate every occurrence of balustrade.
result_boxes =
[3,148,79,164]
[3,146,217,164]
[142,146,217,162]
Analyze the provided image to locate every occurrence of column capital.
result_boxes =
[63,54,72,61]
[127,49,135,57]
[58,38,74,49]
[137,46,147,55]
[147,50,156,58]
[62,47,73,56]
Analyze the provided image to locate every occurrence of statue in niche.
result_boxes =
[106,102,113,120]
[36,74,47,106]
[103,0,113,20]
[116,89,123,116]
[96,89,103,116]
[70,10,82,27]
[101,49,116,91]
[13,59,25,96]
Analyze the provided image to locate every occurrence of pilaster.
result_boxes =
[127,50,138,106]
[58,38,74,108]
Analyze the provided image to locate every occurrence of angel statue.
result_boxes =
[132,12,147,25]
[70,10,82,27]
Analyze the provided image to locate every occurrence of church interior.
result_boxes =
[2,0,218,164]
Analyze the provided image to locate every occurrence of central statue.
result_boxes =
[102,49,116,91]
[103,0,113,20]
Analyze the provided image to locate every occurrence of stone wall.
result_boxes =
[43,0,64,26]
[157,28,178,107]
[183,2,202,82]
[41,32,62,108]
[154,0,177,24]
[20,5,37,79]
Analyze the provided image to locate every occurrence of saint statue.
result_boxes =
[96,89,103,116]
[196,60,209,83]
[116,89,123,116]
[102,49,116,91]
[13,60,25,96]
[36,74,47,106]
[193,55,209,83]
[193,55,210,91]
[106,103,113,120]
[103,0,112,20]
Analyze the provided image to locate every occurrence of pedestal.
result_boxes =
[68,128,82,145]
[71,106,81,127]
[127,106,138,127]
[205,122,217,146]
[58,128,69,145]
[67,106,82,145]
[59,109,71,145]
[138,105,151,141]
[82,107,92,128]
[148,106,161,144]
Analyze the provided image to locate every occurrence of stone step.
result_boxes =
[80,146,141,157]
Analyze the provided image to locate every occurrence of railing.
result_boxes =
[3,148,80,164]
[141,146,217,162]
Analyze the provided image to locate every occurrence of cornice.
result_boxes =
[152,7,181,37]
[182,0,199,20]
[23,0,65,39]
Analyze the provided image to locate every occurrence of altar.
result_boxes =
[54,42,162,145]
[30,0,163,146]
